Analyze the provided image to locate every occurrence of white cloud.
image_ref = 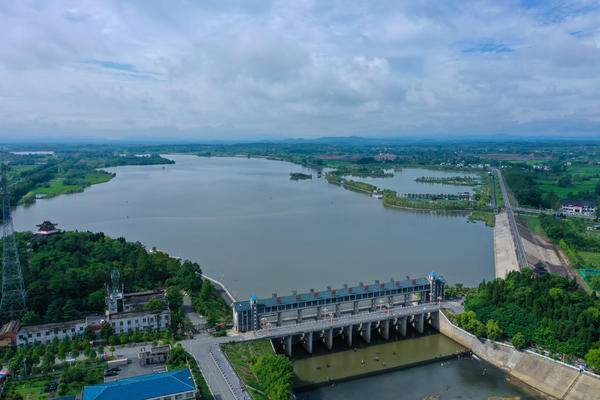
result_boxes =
[0,0,599,139]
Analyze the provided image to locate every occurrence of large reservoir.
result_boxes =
[13,154,494,299]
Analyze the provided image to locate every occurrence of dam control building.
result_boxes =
[233,272,445,332]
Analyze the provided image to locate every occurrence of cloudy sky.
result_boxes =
[1,0,600,140]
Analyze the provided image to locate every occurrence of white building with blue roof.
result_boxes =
[82,368,196,400]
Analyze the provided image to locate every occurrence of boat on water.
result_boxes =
[371,192,383,199]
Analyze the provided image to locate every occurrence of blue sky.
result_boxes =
[1,0,599,140]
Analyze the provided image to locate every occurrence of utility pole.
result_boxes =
[0,163,28,323]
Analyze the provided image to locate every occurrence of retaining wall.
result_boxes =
[439,311,600,399]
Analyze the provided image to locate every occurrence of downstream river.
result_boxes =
[12,154,534,398]
[13,154,493,299]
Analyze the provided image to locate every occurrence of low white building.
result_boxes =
[108,308,171,335]
[560,200,596,216]
[17,319,87,346]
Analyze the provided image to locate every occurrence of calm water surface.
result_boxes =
[297,356,538,400]
[13,155,493,299]
[347,168,480,195]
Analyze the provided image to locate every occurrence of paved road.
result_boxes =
[183,292,205,331]
[494,168,528,269]
[181,334,243,400]
[514,206,596,219]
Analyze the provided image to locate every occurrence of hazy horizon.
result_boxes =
[2,1,600,141]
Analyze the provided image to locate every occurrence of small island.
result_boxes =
[290,172,312,180]
[415,176,480,185]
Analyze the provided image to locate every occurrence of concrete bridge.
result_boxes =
[239,303,442,357]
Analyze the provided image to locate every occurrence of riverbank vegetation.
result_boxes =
[290,172,312,180]
[415,176,480,185]
[252,353,294,400]
[382,190,477,210]
[458,269,600,370]
[1,150,174,219]
[221,340,275,400]
[468,211,495,227]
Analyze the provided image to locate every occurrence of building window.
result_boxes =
[143,318,146,323]
[175,395,182,400]
[127,320,131,325]
[186,393,194,398]
[36,332,41,337]
[120,321,123,326]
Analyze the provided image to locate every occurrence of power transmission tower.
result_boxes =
[0,163,27,323]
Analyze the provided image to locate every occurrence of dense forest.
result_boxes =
[11,231,202,325]
[459,269,600,368]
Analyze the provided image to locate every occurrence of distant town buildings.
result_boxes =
[560,200,597,216]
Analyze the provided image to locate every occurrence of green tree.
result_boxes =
[512,332,526,350]
[486,319,503,341]
[558,175,573,187]
[145,296,166,310]
[586,348,600,372]
[84,326,96,342]
[21,310,41,325]
[166,287,183,312]
[100,323,115,342]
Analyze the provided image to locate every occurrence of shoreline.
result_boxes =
[440,310,600,399]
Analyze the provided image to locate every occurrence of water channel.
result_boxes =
[10,154,535,398]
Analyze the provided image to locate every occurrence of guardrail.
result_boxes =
[246,303,441,339]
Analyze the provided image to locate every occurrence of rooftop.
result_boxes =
[235,276,439,312]
[560,199,596,207]
[83,368,196,400]
[19,319,85,332]
[108,308,169,320]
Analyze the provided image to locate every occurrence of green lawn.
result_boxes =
[518,214,545,237]
[30,171,114,197]
[580,251,600,268]
[494,171,504,208]
[3,377,51,400]
[221,340,274,400]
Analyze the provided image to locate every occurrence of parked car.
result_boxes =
[103,370,119,377]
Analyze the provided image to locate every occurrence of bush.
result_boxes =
[251,354,294,400]
[512,332,526,350]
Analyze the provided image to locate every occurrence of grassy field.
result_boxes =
[3,377,51,400]
[469,211,495,227]
[518,214,546,237]
[30,171,113,197]
[221,340,274,400]
[493,170,504,208]
[580,251,600,268]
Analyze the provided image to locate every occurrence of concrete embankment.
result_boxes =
[494,212,519,278]
[439,311,600,399]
